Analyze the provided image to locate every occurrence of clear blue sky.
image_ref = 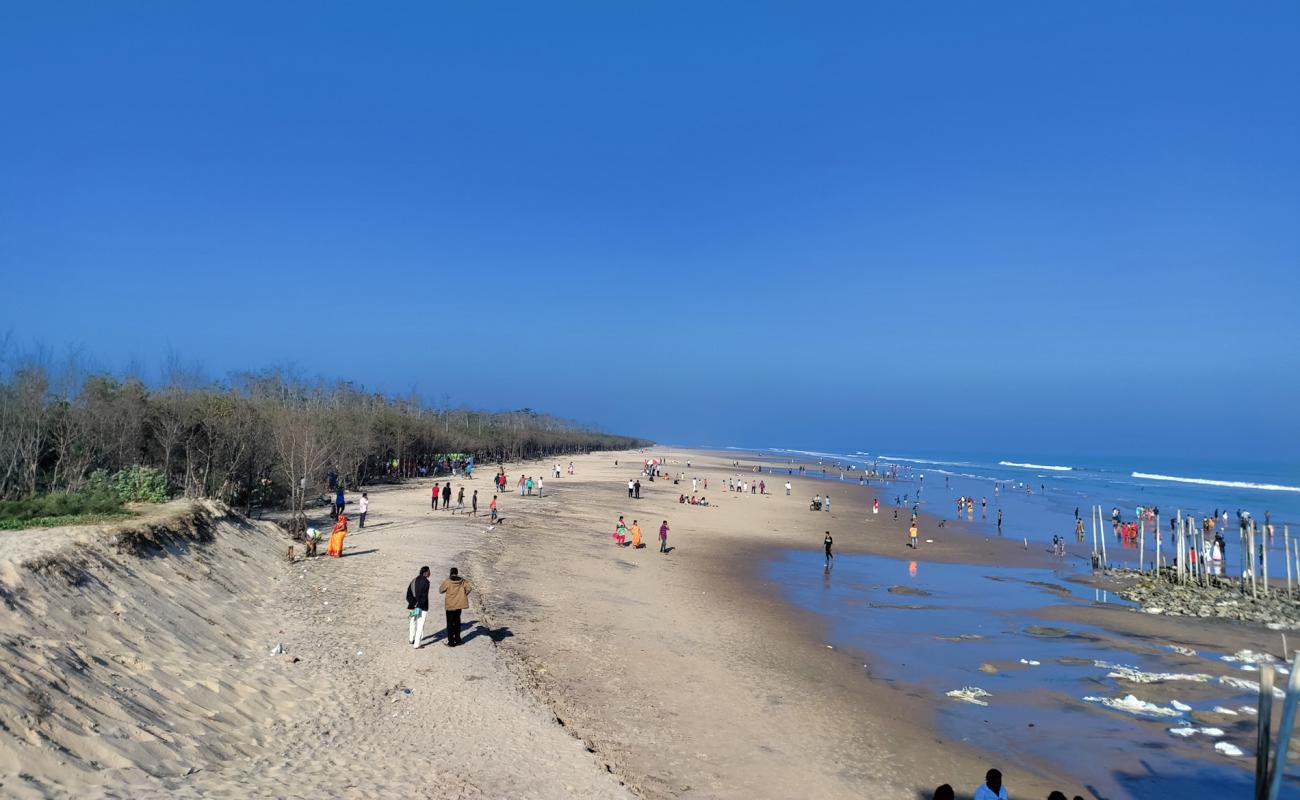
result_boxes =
[2,2,1297,459]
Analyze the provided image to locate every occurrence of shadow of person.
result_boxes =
[344,548,378,557]
[462,624,514,644]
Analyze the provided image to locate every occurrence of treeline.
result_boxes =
[0,363,647,520]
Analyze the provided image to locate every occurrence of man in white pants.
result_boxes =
[406,566,431,649]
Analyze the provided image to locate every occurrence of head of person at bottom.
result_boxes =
[450,567,459,578]
[932,784,954,800]
[973,768,1006,799]
[1047,792,1067,800]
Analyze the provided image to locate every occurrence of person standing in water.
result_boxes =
[824,531,834,566]
[997,508,1003,535]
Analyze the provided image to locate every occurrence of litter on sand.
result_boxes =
[1019,659,1041,666]
[1170,700,1192,712]
[1170,726,1226,738]
[1168,727,1197,737]
[946,687,992,706]
[1215,742,1245,757]
[1212,706,1239,715]
[1083,694,1182,718]
[1167,645,1198,656]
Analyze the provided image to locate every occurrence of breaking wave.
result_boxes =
[999,461,1073,472]
[879,456,972,467]
[1131,472,1300,493]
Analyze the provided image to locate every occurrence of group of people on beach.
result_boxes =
[613,515,670,553]
[404,565,474,649]
[930,767,1087,799]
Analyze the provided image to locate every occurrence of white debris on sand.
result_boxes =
[1095,661,1211,684]
[1168,727,1197,737]
[1170,726,1226,738]
[1220,675,1286,699]
[1239,705,1258,715]
[1167,645,1198,657]
[946,687,992,706]
[1083,694,1183,718]
[1221,649,1275,664]
[1211,706,1239,715]
[1170,700,1192,712]
[1215,742,1245,757]
[1019,659,1041,666]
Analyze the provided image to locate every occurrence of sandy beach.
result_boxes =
[1,447,1293,798]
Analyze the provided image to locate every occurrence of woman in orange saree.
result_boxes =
[327,514,349,557]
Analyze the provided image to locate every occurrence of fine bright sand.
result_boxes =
[10,447,1262,797]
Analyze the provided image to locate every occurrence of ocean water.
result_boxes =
[758,448,1300,569]
[765,550,1298,799]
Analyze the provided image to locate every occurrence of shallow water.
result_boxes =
[766,550,1300,799]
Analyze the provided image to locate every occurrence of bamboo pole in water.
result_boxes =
[1250,522,1259,599]
[1262,519,1271,598]
[1267,653,1300,800]
[1090,504,1098,571]
[1156,510,1163,575]
[1176,510,1185,584]
[1282,526,1292,595]
[1255,664,1275,800]
[1098,505,1108,569]
[1139,517,1145,574]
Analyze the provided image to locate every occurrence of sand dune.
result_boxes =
[0,500,628,799]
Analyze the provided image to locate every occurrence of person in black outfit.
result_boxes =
[406,566,431,649]
[634,480,641,499]
[824,531,833,567]
[442,482,452,510]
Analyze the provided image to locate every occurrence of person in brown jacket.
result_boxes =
[438,567,473,647]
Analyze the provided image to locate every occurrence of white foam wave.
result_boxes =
[879,456,972,468]
[1132,472,1300,493]
[999,461,1073,472]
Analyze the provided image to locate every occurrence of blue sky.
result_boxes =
[2,2,1297,459]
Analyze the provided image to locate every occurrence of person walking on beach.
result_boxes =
[441,482,451,510]
[489,494,498,523]
[909,519,919,548]
[358,492,369,528]
[334,486,345,518]
[432,483,438,510]
[518,475,526,496]
[824,531,834,566]
[614,516,629,546]
[659,520,669,553]
[824,494,831,512]
[785,480,792,496]
[628,479,635,498]
[471,489,478,516]
[630,520,643,549]
[634,479,642,499]
[537,476,544,497]
[981,496,987,518]
[438,567,472,647]
[972,768,1008,800]
[997,509,1003,535]
[454,486,465,514]
[406,566,431,648]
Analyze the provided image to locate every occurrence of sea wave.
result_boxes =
[999,461,1073,472]
[878,456,972,467]
[1131,472,1300,493]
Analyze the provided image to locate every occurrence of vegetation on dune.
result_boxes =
[0,358,649,525]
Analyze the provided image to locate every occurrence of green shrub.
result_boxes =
[0,490,130,530]
[112,465,169,504]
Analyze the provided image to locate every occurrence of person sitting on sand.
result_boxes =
[326,513,349,557]
[699,496,708,506]
[679,494,686,504]
[630,520,643,549]
[973,768,1008,800]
